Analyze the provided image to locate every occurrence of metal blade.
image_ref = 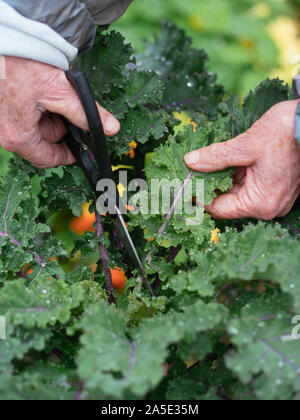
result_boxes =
[112,205,154,296]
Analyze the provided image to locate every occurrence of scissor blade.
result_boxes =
[112,205,145,274]
[112,206,154,296]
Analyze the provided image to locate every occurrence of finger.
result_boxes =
[227,184,242,195]
[15,137,76,169]
[39,72,120,137]
[39,114,67,143]
[206,192,251,220]
[277,201,296,218]
[233,167,247,185]
[184,133,256,172]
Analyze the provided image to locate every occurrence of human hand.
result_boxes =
[0,57,120,168]
[184,100,300,220]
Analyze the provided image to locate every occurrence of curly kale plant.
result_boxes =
[0,23,299,400]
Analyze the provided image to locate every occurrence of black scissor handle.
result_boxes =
[66,70,114,182]
[63,119,100,190]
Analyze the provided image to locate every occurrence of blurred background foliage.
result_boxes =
[112,0,300,95]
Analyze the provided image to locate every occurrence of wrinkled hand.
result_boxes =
[0,57,120,168]
[185,100,300,220]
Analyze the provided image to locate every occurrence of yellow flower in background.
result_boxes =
[210,228,220,245]
[251,3,271,19]
[268,16,300,83]
[184,353,199,369]
[239,38,255,51]
[188,15,205,32]
[173,112,198,134]
[111,164,134,172]
[126,141,138,159]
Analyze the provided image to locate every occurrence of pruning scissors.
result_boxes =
[63,69,152,294]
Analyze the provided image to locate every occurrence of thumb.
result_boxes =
[184,133,256,172]
[39,71,120,137]
[206,192,250,220]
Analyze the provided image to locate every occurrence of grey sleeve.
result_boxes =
[84,0,133,25]
[0,1,78,69]
[5,0,133,52]
[5,0,96,52]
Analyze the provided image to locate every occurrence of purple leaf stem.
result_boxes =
[95,209,116,304]
[167,246,180,263]
[112,228,125,253]
[159,170,193,236]
[0,231,46,267]
[146,170,193,266]
[75,381,85,401]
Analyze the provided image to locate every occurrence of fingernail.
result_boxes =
[185,151,200,165]
[105,117,119,134]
